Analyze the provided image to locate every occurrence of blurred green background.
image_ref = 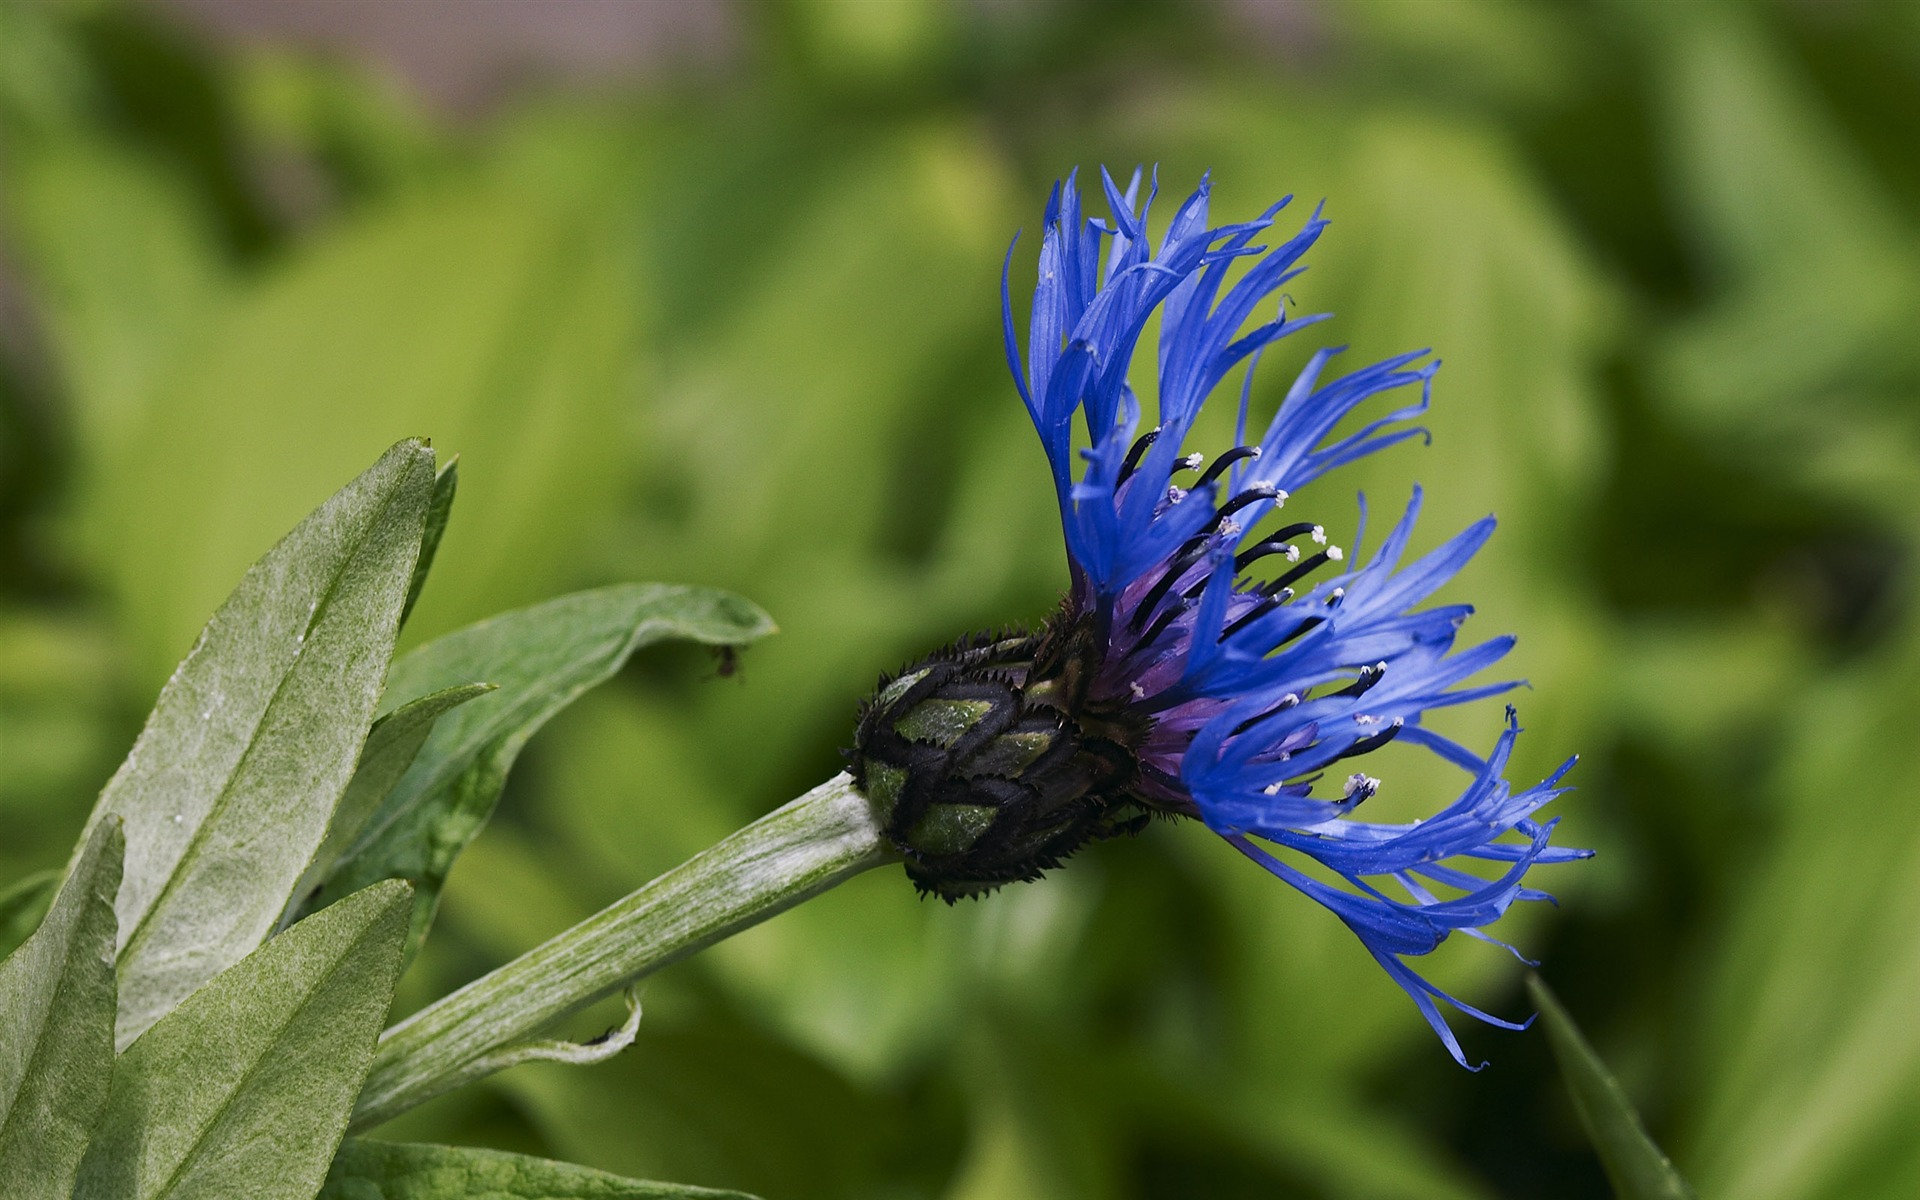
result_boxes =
[3,0,1919,1196]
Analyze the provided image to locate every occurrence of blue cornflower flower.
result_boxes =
[849,169,1588,1066]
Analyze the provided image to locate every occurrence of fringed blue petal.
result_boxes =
[1007,170,1432,601]
[1200,712,1584,1065]
[1001,169,1585,1068]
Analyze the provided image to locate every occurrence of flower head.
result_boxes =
[849,168,1588,1066]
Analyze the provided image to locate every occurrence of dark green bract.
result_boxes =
[848,620,1157,901]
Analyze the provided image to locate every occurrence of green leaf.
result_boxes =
[284,684,496,930]
[340,685,501,861]
[1527,976,1694,1200]
[0,819,122,1200]
[401,458,458,630]
[320,1140,759,1199]
[303,584,775,956]
[75,880,412,1200]
[0,870,59,958]
[82,440,434,1047]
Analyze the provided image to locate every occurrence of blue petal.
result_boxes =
[1199,711,1583,1066]
[1000,170,1586,1067]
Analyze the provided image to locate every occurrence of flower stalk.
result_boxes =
[350,773,892,1130]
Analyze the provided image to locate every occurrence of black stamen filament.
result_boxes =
[1272,614,1324,648]
[1268,550,1334,594]
[1232,524,1321,571]
[1230,691,1301,737]
[1194,445,1261,490]
[1132,600,1190,651]
[1220,592,1285,640]
[1233,540,1295,572]
[1128,534,1215,632]
[1336,719,1404,760]
[1164,499,1320,617]
[1116,428,1162,486]
[1342,776,1379,805]
[1333,662,1387,699]
[1212,484,1279,526]
[1223,601,1325,648]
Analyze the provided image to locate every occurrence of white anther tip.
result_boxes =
[1284,545,1301,562]
[1326,546,1345,562]
[1310,525,1326,544]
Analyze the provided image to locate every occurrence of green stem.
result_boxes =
[351,772,891,1129]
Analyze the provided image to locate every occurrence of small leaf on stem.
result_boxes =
[1528,975,1695,1200]
[301,583,775,959]
[322,1139,760,1199]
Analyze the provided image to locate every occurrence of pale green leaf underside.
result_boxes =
[305,583,776,954]
[321,1140,759,1200]
[0,820,123,1200]
[75,880,412,1200]
[1528,976,1695,1200]
[84,439,433,1047]
[400,458,458,629]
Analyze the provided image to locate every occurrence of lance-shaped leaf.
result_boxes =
[1528,976,1695,1200]
[83,439,434,1047]
[400,457,458,630]
[75,880,412,1200]
[320,1140,759,1200]
[0,820,123,1200]
[302,584,775,955]
[284,684,496,930]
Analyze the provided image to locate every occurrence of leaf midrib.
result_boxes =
[117,481,413,975]
[145,905,386,1200]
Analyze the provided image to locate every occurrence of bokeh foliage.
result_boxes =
[2,0,1917,1197]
